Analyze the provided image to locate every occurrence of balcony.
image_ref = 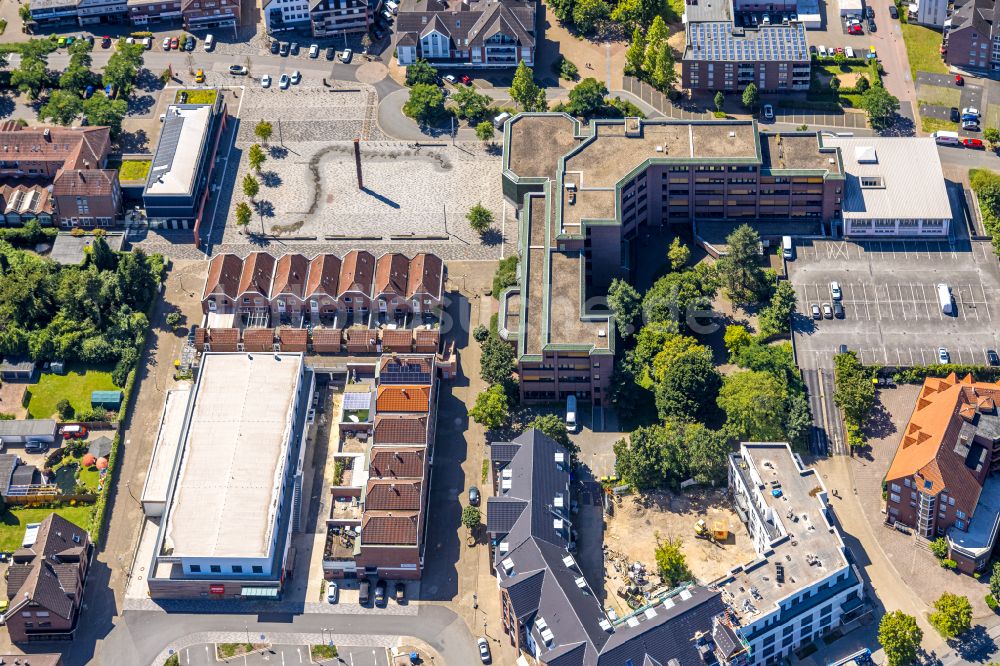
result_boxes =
[324,525,359,562]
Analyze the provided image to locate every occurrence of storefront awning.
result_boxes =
[241,586,279,598]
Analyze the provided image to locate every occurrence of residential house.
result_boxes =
[338,250,376,317]
[262,0,312,32]
[27,0,80,25]
[0,184,54,227]
[181,0,240,28]
[5,514,91,642]
[128,0,184,24]
[945,0,999,71]
[202,253,244,314]
[374,252,410,316]
[406,252,444,315]
[885,373,1000,573]
[394,0,536,68]
[304,253,342,320]
[271,253,310,320]
[76,0,128,24]
[51,169,122,228]
[235,252,277,316]
[309,0,371,36]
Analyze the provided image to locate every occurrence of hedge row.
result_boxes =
[891,364,1000,384]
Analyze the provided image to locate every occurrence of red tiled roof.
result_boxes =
[365,480,422,511]
[376,385,430,413]
[278,328,308,352]
[381,328,413,352]
[305,254,341,298]
[51,169,118,197]
[339,250,375,296]
[414,329,440,353]
[370,448,425,478]
[271,254,309,299]
[0,124,111,170]
[375,253,409,298]
[406,253,443,300]
[206,327,239,351]
[361,513,418,545]
[204,254,243,299]
[346,327,378,352]
[373,415,428,445]
[311,328,342,352]
[238,252,276,297]
[242,328,275,352]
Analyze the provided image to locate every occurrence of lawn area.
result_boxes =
[176,89,217,105]
[901,23,948,79]
[25,363,117,420]
[0,506,94,552]
[51,452,103,492]
[917,84,961,108]
[920,116,959,133]
[119,159,151,181]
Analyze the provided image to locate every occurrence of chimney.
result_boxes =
[354,138,363,189]
[43,128,51,141]
[402,388,409,398]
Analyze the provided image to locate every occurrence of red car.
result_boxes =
[101,36,112,48]
[170,37,179,50]
[835,47,845,54]
[963,138,984,148]
[848,24,862,34]
[956,74,965,85]
[461,74,472,85]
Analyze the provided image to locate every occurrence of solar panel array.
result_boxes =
[343,391,373,411]
[687,22,809,62]
[380,366,432,385]
[150,112,186,178]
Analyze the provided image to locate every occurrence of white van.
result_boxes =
[493,111,512,129]
[565,395,578,433]
[931,130,960,145]
[782,235,793,259]
[937,283,953,315]
[845,46,855,58]
[204,34,215,51]
[818,45,828,57]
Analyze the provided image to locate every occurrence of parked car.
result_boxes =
[865,5,874,17]
[290,42,300,55]
[374,580,387,605]
[830,281,842,300]
[279,74,290,89]
[290,70,301,84]
[126,36,135,45]
[848,24,863,34]
[178,91,188,103]
[963,138,984,148]
[142,37,152,49]
[279,42,289,56]
[340,48,353,63]
[162,37,172,50]
[184,35,195,51]
[170,37,179,50]
[444,74,457,84]
[83,85,94,99]
[867,18,876,31]
[956,74,965,85]
[105,84,116,98]
[261,74,272,88]
[889,4,898,17]
[61,424,88,440]
[309,43,319,58]
[962,119,980,130]
[835,46,845,54]
[194,70,205,83]
[25,441,48,454]
[359,579,371,604]
[962,106,980,117]
[763,103,774,120]
[469,486,480,506]
[811,303,821,319]
[326,582,338,603]
[85,35,94,46]
[326,46,336,60]
[229,64,248,75]
[478,637,492,664]
[270,40,280,54]
[938,347,950,364]
[395,582,405,602]
[822,302,833,319]
[461,74,473,85]
[988,349,1000,366]
[833,301,844,318]
[102,36,112,48]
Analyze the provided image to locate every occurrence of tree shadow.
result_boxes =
[949,624,998,663]
[126,94,156,117]
[863,394,897,440]
[0,94,15,119]
[115,129,149,153]
[480,228,503,246]
[135,68,166,93]
[257,200,275,218]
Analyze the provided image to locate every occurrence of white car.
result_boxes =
[763,103,774,120]
[309,43,319,58]
[830,281,842,300]
[340,48,353,63]
[938,347,950,364]
[291,70,301,84]
[478,637,491,664]
[962,119,980,130]
[326,582,338,603]
[444,74,457,84]
[261,74,272,88]
[162,37,171,50]
[962,106,981,117]
[279,73,290,89]
[142,37,152,50]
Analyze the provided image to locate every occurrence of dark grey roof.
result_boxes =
[487,497,527,533]
[0,419,57,438]
[503,568,545,617]
[0,454,16,495]
[88,436,113,459]
[684,22,809,63]
[490,441,521,463]
[396,0,534,49]
[12,463,38,487]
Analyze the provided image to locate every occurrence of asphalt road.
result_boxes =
[179,643,389,666]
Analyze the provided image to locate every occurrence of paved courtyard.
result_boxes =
[789,231,1000,370]
[852,384,1000,622]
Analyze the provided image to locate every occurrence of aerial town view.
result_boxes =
[2,0,1000,661]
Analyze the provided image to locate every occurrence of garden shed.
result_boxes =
[91,390,123,410]
[0,357,35,381]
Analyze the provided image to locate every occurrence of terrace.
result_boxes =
[323,525,359,562]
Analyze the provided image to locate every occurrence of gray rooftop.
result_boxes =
[949,473,1000,557]
[821,135,952,221]
[49,232,125,265]
[145,104,214,197]
[684,22,810,62]
[0,419,57,438]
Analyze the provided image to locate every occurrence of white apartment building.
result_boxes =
[722,443,865,666]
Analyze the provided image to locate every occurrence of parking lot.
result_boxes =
[916,72,984,136]
[789,233,1000,370]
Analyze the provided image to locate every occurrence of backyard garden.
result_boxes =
[808,57,883,109]
[25,363,119,420]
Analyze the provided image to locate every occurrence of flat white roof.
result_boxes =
[822,135,953,221]
[141,387,191,508]
[163,353,303,559]
[145,104,213,197]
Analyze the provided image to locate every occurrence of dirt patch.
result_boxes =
[602,488,756,617]
[0,381,28,419]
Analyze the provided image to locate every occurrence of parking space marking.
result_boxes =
[797,282,993,323]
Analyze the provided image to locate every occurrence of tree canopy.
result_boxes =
[39,90,83,126]
[614,421,730,489]
[718,370,788,441]
[83,94,128,137]
[469,383,509,430]
[510,62,547,112]
[566,78,609,116]
[928,592,972,638]
[403,83,446,124]
[405,59,439,86]
[654,537,692,586]
[717,224,767,304]
[878,611,923,666]
[529,413,575,452]
[860,85,900,132]
[607,278,642,338]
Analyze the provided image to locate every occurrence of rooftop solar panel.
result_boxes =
[343,391,373,410]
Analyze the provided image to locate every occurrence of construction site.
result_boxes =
[601,487,756,618]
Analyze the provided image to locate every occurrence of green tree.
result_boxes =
[469,383,509,430]
[248,143,267,173]
[234,201,252,231]
[985,127,1000,149]
[461,505,481,531]
[529,413,575,452]
[59,47,93,93]
[649,333,708,381]
[56,398,74,420]
[642,265,718,329]
[833,351,875,425]
[611,0,665,30]
[254,120,273,144]
[878,611,923,666]
[242,174,260,201]
[405,59,439,86]
[613,421,728,489]
[833,51,847,67]
[651,41,676,91]
[860,85,900,132]
[855,75,870,93]
[929,592,972,638]
[451,85,492,121]
[654,537,691,586]
[757,280,797,338]
[667,237,690,270]
[476,121,495,143]
[558,56,579,81]
[103,48,142,95]
[166,311,182,329]
[741,83,759,111]
[607,278,642,337]
[510,61,543,112]
[567,77,608,116]
[19,4,30,21]
[643,16,668,72]
[991,561,1000,600]
[89,235,116,271]
[403,83,445,124]
[82,94,128,137]
[572,0,609,33]
[11,54,48,99]
[624,28,646,76]
[549,0,576,22]
[492,255,519,297]
[784,392,812,449]
[724,325,753,354]
[466,203,494,234]
[929,538,949,559]
[717,224,767,303]
[39,90,83,126]
[480,335,515,386]
[718,370,788,441]
[655,351,722,422]
[830,76,842,92]
[714,91,725,113]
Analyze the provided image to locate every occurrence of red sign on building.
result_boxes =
[209,584,225,595]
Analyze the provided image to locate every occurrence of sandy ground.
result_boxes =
[602,488,756,617]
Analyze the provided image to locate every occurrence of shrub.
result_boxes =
[56,398,75,421]
[929,537,949,559]
[941,559,958,570]
[987,594,999,611]
[473,324,489,343]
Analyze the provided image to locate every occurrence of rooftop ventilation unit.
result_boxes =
[626,616,640,628]
[655,145,663,152]
[562,554,576,568]
[555,451,565,464]
[599,619,613,631]
[499,541,509,555]
[729,131,736,138]
[575,576,587,589]
[553,518,564,531]
[554,494,564,508]
[680,588,693,601]
[644,607,658,619]
[502,558,515,575]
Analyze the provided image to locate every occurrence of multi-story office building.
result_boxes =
[945,0,1000,72]
[76,0,128,24]
[147,352,314,599]
[394,0,536,68]
[724,443,866,665]
[180,0,240,29]
[500,113,953,404]
[885,372,1000,573]
[263,0,371,35]
[681,0,811,92]
[128,0,183,24]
